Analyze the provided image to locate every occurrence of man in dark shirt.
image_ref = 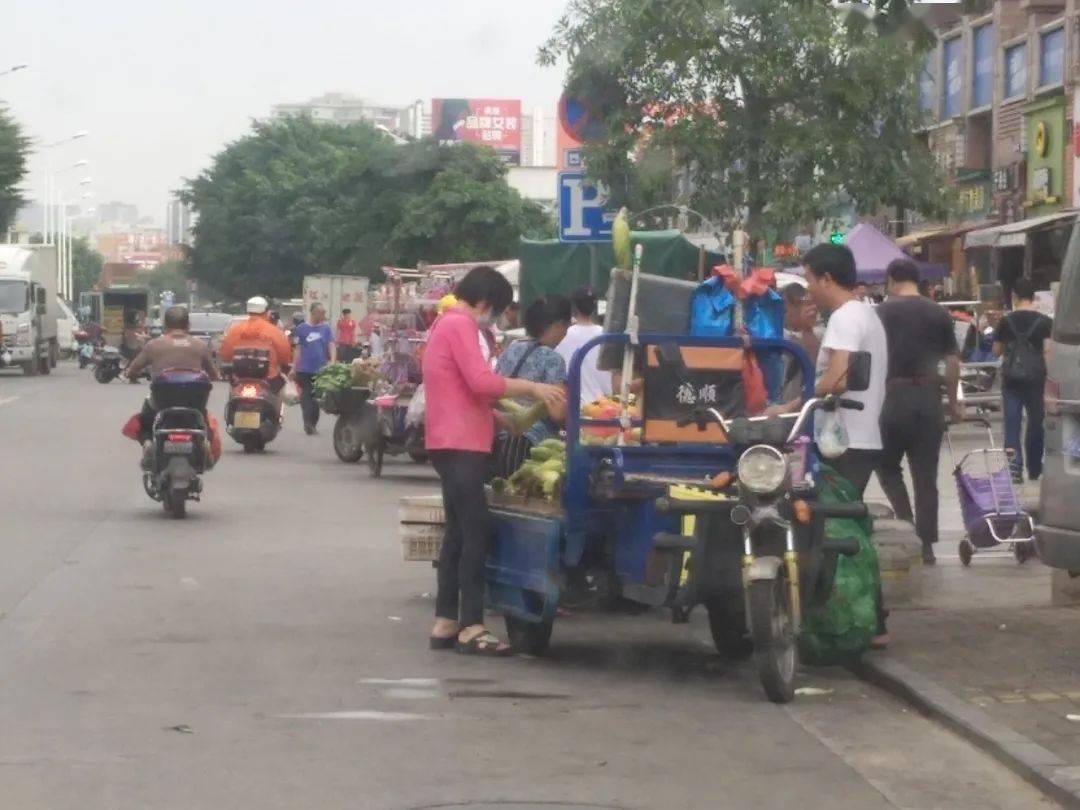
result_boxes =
[992,278,1053,483]
[876,259,961,565]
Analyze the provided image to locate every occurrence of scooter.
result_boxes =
[223,348,283,453]
[142,370,213,519]
[93,345,124,383]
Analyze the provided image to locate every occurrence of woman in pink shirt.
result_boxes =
[423,267,564,656]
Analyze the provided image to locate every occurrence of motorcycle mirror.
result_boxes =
[846,351,871,393]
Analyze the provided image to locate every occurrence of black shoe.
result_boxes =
[303,423,316,435]
[921,544,937,565]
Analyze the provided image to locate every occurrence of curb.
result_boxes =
[853,655,1080,808]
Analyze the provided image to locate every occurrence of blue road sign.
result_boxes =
[558,172,614,243]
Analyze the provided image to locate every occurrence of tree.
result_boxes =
[181,117,551,299]
[71,236,104,298]
[540,0,950,240]
[0,105,31,233]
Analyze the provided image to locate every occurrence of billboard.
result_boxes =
[432,98,522,165]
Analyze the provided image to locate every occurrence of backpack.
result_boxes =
[1002,314,1046,386]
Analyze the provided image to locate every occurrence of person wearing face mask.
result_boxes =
[424,266,565,656]
[492,294,572,479]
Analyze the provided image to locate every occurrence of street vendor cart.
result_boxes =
[485,331,874,704]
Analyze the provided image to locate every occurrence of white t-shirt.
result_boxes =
[556,323,612,405]
[815,300,888,450]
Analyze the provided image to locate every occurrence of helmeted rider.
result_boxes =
[218,296,293,390]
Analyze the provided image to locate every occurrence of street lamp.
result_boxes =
[40,132,88,245]
[0,64,28,77]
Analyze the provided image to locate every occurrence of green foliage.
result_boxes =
[181,117,552,299]
[135,259,188,299]
[540,0,950,238]
[0,106,31,233]
[70,236,104,298]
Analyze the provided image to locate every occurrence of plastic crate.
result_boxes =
[398,494,445,524]
[400,523,444,561]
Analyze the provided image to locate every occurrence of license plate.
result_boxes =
[163,440,194,455]
[235,410,261,430]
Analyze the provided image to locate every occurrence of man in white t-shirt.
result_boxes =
[803,243,888,494]
[556,287,612,406]
[804,242,890,648]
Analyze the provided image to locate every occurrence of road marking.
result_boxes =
[359,678,439,687]
[0,396,19,407]
[275,711,429,721]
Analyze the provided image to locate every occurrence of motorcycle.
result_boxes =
[656,351,873,703]
[93,345,124,383]
[223,348,283,453]
[142,370,213,519]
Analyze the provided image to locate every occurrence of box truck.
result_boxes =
[0,245,59,375]
[301,275,370,326]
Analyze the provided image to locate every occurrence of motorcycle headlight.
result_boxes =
[737,445,788,496]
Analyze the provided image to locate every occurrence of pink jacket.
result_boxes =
[422,309,507,452]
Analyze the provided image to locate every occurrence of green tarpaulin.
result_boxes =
[519,231,725,308]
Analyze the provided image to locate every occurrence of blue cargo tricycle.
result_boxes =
[485,332,871,703]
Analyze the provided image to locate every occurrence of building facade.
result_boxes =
[165,198,194,246]
[272,93,412,131]
[905,1,1078,297]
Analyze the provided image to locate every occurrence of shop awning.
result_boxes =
[895,226,950,247]
[964,210,1078,249]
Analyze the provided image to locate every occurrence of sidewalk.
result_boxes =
[856,553,1080,806]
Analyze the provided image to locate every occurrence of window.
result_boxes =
[1004,42,1028,100]
[972,24,994,108]
[942,37,962,118]
[1039,27,1065,87]
[919,49,936,117]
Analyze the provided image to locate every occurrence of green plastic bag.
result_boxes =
[798,464,879,666]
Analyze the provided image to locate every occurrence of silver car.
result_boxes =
[1036,225,1080,569]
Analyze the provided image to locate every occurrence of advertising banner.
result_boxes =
[432,98,522,165]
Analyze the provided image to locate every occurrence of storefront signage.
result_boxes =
[432,98,522,166]
[1032,167,1051,198]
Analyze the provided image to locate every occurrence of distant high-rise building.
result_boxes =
[272,93,411,131]
[166,199,194,246]
[97,201,140,227]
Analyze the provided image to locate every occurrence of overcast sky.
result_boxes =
[6,0,570,226]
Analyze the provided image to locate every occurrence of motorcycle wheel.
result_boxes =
[94,365,112,384]
[367,440,385,478]
[163,489,187,519]
[706,597,752,658]
[333,415,365,463]
[241,436,266,454]
[749,574,797,704]
[505,614,554,656]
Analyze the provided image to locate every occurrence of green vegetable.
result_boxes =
[497,399,548,433]
[313,363,354,398]
[538,438,566,452]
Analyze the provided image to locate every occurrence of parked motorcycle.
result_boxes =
[142,370,213,519]
[223,349,283,453]
[655,349,873,703]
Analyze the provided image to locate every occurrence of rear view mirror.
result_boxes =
[847,351,871,393]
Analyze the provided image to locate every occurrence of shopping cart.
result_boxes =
[948,418,1036,566]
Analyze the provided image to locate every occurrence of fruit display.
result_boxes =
[490,439,567,501]
[580,394,643,446]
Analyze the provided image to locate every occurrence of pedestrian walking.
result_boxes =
[423,266,564,656]
[875,259,962,566]
[336,308,358,363]
[291,303,336,435]
[992,278,1053,483]
[802,243,890,646]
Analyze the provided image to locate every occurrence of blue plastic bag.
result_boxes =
[744,288,785,402]
[690,277,735,338]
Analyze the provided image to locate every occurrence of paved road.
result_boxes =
[0,365,1058,809]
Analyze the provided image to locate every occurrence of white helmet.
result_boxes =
[246,296,269,315]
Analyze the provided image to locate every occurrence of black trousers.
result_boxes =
[431,450,491,628]
[830,448,887,636]
[295,372,320,428]
[878,384,944,548]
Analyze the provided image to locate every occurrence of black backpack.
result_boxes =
[1002,314,1046,386]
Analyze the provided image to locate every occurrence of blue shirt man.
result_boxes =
[291,303,336,434]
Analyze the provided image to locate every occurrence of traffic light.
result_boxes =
[829,231,845,245]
